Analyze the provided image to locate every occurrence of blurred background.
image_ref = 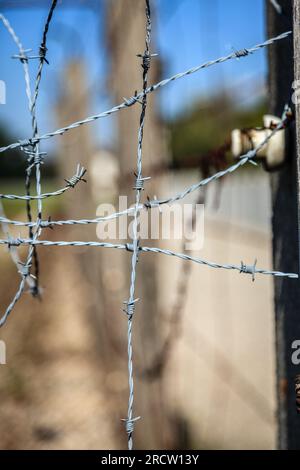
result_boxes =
[0,0,278,450]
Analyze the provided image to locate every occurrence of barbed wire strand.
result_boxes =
[0,225,42,327]
[24,0,58,295]
[0,112,289,228]
[146,115,289,207]
[269,0,282,14]
[122,0,152,450]
[0,95,294,337]
[0,31,291,155]
[0,4,297,450]
[0,164,86,200]
[0,0,58,323]
[0,237,297,280]
[0,13,32,108]
[0,203,36,292]
[140,199,275,424]
[0,13,35,291]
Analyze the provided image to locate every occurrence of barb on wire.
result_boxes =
[139,199,275,425]
[64,164,87,188]
[23,147,47,173]
[0,219,43,326]
[0,202,36,292]
[139,246,298,279]
[0,30,291,155]
[0,165,86,200]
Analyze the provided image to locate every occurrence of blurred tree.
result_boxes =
[169,94,267,169]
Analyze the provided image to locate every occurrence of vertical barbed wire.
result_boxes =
[122,0,153,450]
[0,13,32,108]
[24,0,58,295]
[0,13,35,291]
[0,1,58,325]
[0,203,36,293]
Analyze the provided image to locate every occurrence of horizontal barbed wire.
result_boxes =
[0,164,86,200]
[0,237,297,280]
[0,207,136,227]
[0,30,291,155]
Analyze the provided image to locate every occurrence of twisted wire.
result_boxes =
[0,4,297,450]
[0,14,32,109]
[0,207,137,227]
[0,237,297,280]
[0,165,86,200]
[139,246,298,280]
[0,204,36,293]
[0,31,291,155]
[0,110,286,228]
[25,0,58,295]
[0,220,42,327]
[0,13,35,291]
[147,116,288,207]
[0,0,58,323]
[122,0,152,450]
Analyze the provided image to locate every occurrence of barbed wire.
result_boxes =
[0,31,291,155]
[270,0,282,15]
[0,0,297,451]
[0,202,36,292]
[0,238,297,279]
[0,1,57,324]
[0,13,35,292]
[0,164,86,200]
[24,0,58,295]
[121,0,153,449]
[0,7,57,296]
[0,111,291,228]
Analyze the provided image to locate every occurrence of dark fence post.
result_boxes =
[267,0,300,449]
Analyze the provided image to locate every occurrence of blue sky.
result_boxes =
[0,0,266,151]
